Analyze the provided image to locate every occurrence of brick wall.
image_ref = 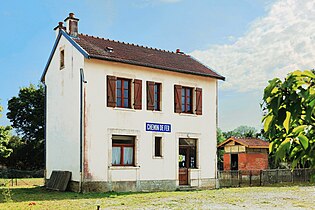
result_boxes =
[223,153,268,171]
[223,153,230,171]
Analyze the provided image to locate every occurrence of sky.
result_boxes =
[0,0,314,132]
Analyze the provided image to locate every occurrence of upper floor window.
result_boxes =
[147,81,161,111]
[107,75,142,110]
[174,85,202,115]
[116,78,131,108]
[181,87,193,113]
[60,49,65,69]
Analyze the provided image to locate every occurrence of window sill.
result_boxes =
[178,113,197,117]
[109,166,140,170]
[152,156,163,159]
[188,168,200,171]
[150,110,163,114]
[113,107,136,112]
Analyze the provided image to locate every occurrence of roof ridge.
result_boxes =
[78,33,187,55]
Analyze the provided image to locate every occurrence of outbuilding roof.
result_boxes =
[71,33,225,80]
[217,136,269,149]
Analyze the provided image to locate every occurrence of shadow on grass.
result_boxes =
[0,186,157,203]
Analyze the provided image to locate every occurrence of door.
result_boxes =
[179,147,188,185]
[178,139,197,186]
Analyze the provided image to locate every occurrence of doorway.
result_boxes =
[230,154,238,170]
[179,139,197,185]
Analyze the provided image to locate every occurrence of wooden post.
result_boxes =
[96,205,100,210]
[260,170,262,186]
[304,168,307,182]
[249,170,252,186]
[276,169,279,183]
[291,170,294,183]
[238,170,241,187]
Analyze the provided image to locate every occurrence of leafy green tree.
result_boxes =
[262,70,315,168]
[7,84,44,142]
[223,125,258,139]
[0,103,12,158]
[6,84,44,169]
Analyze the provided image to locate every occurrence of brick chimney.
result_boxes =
[53,21,66,37]
[64,13,79,37]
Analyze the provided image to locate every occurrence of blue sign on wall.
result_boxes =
[146,122,171,133]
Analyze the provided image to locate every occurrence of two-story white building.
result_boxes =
[42,13,225,192]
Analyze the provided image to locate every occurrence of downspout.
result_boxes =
[215,80,219,189]
[42,81,47,186]
[80,68,87,193]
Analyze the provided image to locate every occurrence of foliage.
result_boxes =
[5,84,45,169]
[7,84,44,142]
[262,70,315,168]
[0,103,12,158]
[0,135,44,170]
[1,180,12,203]
[223,125,258,139]
[217,128,226,143]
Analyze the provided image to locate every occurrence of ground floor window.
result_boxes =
[112,135,135,166]
[154,136,162,157]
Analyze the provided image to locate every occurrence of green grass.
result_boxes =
[0,179,314,209]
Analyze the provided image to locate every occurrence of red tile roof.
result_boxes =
[217,137,269,149]
[72,34,225,80]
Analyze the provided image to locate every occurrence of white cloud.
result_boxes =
[191,0,315,92]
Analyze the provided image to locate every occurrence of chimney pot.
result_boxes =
[69,13,75,18]
[176,49,180,53]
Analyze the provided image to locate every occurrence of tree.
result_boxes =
[6,84,45,169]
[7,84,44,142]
[262,70,315,168]
[223,125,258,139]
[0,102,12,158]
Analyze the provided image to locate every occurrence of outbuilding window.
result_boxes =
[112,135,135,166]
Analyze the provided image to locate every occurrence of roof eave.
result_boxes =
[89,54,225,80]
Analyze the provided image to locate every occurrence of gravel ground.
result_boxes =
[102,185,315,210]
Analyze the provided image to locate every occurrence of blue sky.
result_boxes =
[1,0,313,132]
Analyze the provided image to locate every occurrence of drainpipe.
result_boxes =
[42,81,47,186]
[215,80,219,189]
[80,68,87,193]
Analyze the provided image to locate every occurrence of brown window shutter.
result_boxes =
[147,81,155,110]
[107,75,116,107]
[195,88,202,115]
[174,85,182,113]
[134,79,142,110]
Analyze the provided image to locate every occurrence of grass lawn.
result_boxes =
[0,179,314,209]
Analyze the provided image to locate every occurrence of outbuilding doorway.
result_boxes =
[230,154,238,170]
[179,138,197,185]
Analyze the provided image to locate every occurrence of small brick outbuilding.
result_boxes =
[217,137,269,171]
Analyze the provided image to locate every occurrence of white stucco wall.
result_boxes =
[82,59,218,184]
[45,34,84,181]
